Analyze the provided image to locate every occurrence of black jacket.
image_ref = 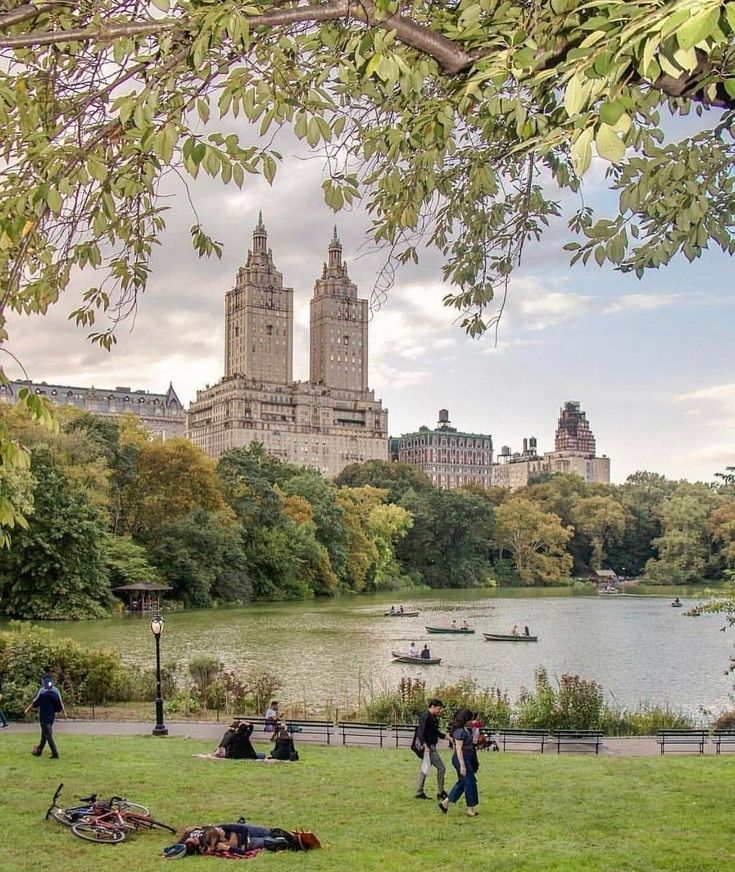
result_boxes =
[416,711,445,747]
[223,723,258,759]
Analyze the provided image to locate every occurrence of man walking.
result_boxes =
[414,698,447,800]
[25,676,65,759]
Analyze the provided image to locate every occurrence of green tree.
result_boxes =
[397,487,495,587]
[0,448,114,618]
[572,495,628,571]
[149,508,250,606]
[495,496,574,584]
[643,483,722,584]
[335,460,433,503]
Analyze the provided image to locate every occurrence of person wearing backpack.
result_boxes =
[413,698,447,800]
[25,676,65,759]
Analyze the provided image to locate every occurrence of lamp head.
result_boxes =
[150,614,164,637]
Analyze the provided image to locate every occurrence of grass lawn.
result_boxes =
[1,733,732,872]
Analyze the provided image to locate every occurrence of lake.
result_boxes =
[13,587,734,719]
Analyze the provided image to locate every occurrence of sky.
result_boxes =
[7,131,734,485]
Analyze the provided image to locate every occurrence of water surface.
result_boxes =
[12,587,733,719]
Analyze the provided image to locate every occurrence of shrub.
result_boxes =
[516,669,603,729]
[0,623,130,715]
[712,710,735,731]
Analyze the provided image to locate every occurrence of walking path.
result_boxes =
[0,720,698,756]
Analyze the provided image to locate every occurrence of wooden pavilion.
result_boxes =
[114,582,172,614]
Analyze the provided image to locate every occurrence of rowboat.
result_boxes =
[384,610,419,617]
[425,626,475,634]
[391,652,442,665]
[483,633,538,642]
[671,601,683,608]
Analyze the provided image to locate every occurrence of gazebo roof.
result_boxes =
[113,582,172,592]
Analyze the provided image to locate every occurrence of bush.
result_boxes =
[600,704,694,735]
[0,623,130,715]
[712,710,735,731]
[516,669,603,729]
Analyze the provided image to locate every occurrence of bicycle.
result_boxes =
[45,783,176,843]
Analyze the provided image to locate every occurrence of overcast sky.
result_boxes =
[7,129,734,485]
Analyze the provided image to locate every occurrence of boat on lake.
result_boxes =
[384,610,419,617]
[599,587,619,595]
[425,625,475,634]
[671,600,683,608]
[391,651,442,665]
[483,633,538,642]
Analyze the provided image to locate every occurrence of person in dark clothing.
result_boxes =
[25,677,65,758]
[227,721,266,760]
[0,674,9,728]
[438,707,479,817]
[174,822,320,855]
[420,644,432,660]
[269,724,298,761]
[414,698,447,800]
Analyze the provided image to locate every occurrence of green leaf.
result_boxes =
[595,123,625,163]
[572,127,594,176]
[599,101,625,126]
[46,187,62,214]
[676,7,720,51]
[564,74,589,117]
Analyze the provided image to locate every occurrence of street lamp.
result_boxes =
[150,614,168,737]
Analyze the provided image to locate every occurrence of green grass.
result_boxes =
[1,734,732,871]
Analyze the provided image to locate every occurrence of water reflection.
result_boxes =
[12,588,733,718]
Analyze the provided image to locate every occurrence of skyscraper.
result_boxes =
[187,216,388,476]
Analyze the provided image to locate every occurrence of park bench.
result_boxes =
[712,730,735,755]
[283,719,334,745]
[485,728,549,753]
[337,721,387,747]
[656,729,707,755]
[550,729,604,754]
[391,723,417,748]
[234,716,334,744]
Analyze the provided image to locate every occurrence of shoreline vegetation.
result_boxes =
[2,624,734,736]
[0,408,734,621]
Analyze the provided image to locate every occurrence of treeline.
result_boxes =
[0,406,733,619]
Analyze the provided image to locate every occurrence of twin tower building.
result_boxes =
[187,215,389,476]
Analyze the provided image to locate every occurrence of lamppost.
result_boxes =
[150,614,168,737]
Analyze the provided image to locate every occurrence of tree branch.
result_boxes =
[0,0,475,74]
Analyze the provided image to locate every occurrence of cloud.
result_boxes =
[674,383,735,404]
[512,285,596,330]
[604,293,685,314]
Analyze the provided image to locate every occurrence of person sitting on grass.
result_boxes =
[269,723,299,761]
[169,823,320,856]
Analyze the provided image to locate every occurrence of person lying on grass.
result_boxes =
[169,823,320,856]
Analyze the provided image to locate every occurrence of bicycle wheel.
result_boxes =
[71,822,125,844]
[113,800,150,816]
[49,807,76,827]
[123,812,177,834]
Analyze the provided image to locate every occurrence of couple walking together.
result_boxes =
[414,699,479,817]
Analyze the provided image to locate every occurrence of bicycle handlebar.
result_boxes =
[45,782,64,819]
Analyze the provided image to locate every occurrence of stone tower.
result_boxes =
[554,400,596,456]
[309,227,368,391]
[224,213,293,383]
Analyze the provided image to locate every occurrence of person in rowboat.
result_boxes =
[420,644,432,660]
[408,641,419,658]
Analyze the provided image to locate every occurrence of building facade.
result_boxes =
[0,379,185,439]
[392,410,493,489]
[187,217,388,477]
[491,401,610,490]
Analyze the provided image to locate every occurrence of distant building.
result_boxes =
[392,409,493,490]
[492,401,610,489]
[187,216,388,477]
[0,379,185,439]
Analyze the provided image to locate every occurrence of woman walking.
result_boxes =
[438,708,479,817]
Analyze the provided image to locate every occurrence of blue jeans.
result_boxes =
[447,752,478,808]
